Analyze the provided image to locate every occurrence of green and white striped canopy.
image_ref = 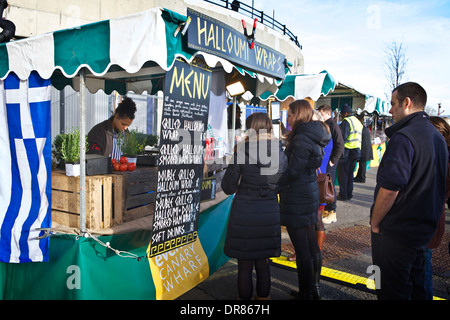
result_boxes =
[0,7,279,97]
[259,70,336,101]
[365,95,391,116]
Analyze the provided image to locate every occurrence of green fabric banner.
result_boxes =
[161,8,196,69]
[53,20,111,77]
[0,195,232,300]
[0,44,8,79]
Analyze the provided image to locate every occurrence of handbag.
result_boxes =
[317,169,335,204]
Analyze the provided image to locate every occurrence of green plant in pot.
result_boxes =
[60,129,88,176]
[119,129,144,163]
[136,133,158,147]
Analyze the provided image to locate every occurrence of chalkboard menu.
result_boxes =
[148,59,211,258]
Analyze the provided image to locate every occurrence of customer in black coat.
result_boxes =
[279,100,331,299]
[354,114,374,183]
[221,112,288,300]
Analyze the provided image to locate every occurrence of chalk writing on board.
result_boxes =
[149,60,211,258]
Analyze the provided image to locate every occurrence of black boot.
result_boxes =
[312,252,322,300]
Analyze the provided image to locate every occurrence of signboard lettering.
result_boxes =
[148,59,211,258]
[187,8,286,79]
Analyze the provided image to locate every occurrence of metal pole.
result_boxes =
[273,10,275,29]
[79,68,87,234]
[230,96,236,153]
[59,90,65,134]
[252,0,254,18]
[372,115,376,141]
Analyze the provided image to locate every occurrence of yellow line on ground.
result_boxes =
[270,256,445,300]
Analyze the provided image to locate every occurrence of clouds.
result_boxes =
[253,0,450,112]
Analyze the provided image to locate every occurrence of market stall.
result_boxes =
[260,71,337,103]
[262,74,391,169]
[0,7,286,299]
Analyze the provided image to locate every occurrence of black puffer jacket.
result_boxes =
[221,135,288,259]
[280,121,331,228]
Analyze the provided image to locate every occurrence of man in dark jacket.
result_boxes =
[370,82,448,300]
[318,104,345,224]
[354,114,373,183]
[87,97,136,161]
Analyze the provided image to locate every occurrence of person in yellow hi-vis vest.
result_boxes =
[336,104,363,204]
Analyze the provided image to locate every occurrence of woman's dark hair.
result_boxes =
[317,104,332,113]
[430,116,450,150]
[245,112,273,135]
[234,112,274,153]
[285,99,313,143]
[115,97,137,120]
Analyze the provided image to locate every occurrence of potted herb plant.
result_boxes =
[119,129,145,164]
[137,133,158,148]
[60,129,87,177]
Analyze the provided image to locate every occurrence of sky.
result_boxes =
[248,0,450,115]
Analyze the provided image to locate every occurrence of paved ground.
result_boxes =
[177,167,450,302]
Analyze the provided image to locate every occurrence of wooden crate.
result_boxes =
[51,170,117,230]
[112,167,157,223]
[51,167,157,230]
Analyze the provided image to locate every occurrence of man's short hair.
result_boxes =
[317,104,332,113]
[393,82,427,110]
[116,97,137,120]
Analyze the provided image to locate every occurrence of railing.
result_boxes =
[202,0,302,49]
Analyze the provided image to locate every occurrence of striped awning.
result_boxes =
[364,96,390,116]
[0,8,280,97]
[260,71,336,101]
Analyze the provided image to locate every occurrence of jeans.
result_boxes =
[371,232,427,300]
[424,249,433,300]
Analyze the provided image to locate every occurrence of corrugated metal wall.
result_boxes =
[50,87,161,145]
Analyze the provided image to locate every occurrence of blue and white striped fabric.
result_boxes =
[0,71,52,263]
[111,132,122,162]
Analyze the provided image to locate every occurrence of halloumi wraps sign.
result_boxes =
[187,8,286,80]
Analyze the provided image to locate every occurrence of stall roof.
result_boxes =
[260,71,336,102]
[335,82,391,116]
[0,7,279,97]
[364,95,390,116]
[258,71,391,116]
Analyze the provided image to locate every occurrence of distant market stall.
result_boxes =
[260,70,337,102]
[315,82,391,168]
[0,7,287,299]
[260,73,391,169]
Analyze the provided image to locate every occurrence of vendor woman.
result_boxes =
[87,97,137,161]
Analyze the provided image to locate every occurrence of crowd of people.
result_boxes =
[83,82,448,300]
[221,82,449,300]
